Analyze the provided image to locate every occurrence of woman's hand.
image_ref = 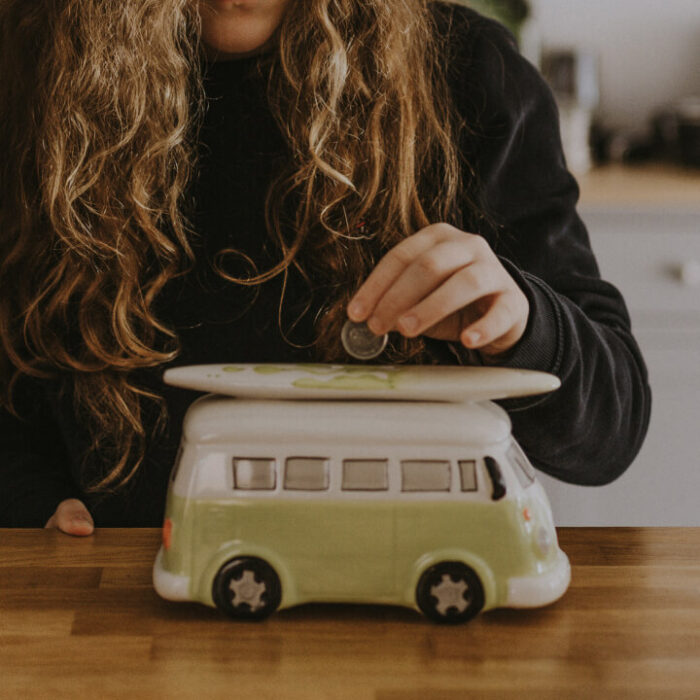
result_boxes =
[45,498,94,536]
[347,223,529,359]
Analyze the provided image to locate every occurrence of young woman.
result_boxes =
[0,0,651,534]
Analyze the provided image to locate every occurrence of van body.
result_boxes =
[153,371,570,624]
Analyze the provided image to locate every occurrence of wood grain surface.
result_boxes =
[1,528,700,699]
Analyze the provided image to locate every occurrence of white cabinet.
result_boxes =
[540,208,700,525]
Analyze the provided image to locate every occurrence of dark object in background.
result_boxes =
[590,125,655,165]
[652,97,700,168]
[591,97,700,168]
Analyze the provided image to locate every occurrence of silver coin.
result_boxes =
[341,319,388,360]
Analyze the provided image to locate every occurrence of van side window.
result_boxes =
[342,460,389,491]
[233,458,276,490]
[401,460,450,492]
[507,443,535,489]
[458,460,478,492]
[284,457,330,491]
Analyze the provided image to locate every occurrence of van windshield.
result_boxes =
[507,442,535,489]
[170,444,184,483]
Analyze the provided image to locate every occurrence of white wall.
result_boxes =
[529,0,700,132]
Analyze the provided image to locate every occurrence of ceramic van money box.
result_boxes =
[153,363,571,624]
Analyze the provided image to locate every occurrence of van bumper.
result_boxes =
[153,546,191,601]
[505,549,571,608]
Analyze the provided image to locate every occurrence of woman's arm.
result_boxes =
[352,6,651,486]
[450,9,651,485]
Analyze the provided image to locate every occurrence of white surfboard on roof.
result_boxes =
[163,363,560,403]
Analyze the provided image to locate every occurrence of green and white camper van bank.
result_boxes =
[153,363,571,624]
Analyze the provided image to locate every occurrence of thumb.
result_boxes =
[49,498,94,537]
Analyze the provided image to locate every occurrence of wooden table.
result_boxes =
[1,528,699,699]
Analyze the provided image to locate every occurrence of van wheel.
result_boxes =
[212,557,282,621]
[416,561,484,624]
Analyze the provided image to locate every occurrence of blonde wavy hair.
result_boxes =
[0,0,469,492]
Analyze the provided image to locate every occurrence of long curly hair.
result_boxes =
[0,0,469,492]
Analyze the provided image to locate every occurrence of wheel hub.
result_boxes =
[431,574,469,615]
[229,570,267,612]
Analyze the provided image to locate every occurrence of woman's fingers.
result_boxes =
[460,292,529,356]
[348,225,480,330]
[394,262,502,338]
[366,241,481,334]
[45,498,94,537]
[347,223,530,357]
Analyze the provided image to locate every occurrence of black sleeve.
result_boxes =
[439,7,651,486]
[0,377,79,526]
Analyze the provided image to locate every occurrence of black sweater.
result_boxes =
[0,4,651,527]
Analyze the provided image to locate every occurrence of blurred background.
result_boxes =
[463,1,700,526]
[467,0,700,171]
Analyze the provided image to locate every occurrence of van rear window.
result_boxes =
[233,458,276,490]
[401,460,450,492]
[284,457,330,491]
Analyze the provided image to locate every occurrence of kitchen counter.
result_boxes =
[578,164,700,208]
[2,527,700,698]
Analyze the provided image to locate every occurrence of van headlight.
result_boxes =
[535,526,552,557]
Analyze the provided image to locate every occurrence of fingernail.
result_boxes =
[348,300,364,319]
[72,517,92,528]
[464,330,481,346]
[399,315,418,334]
